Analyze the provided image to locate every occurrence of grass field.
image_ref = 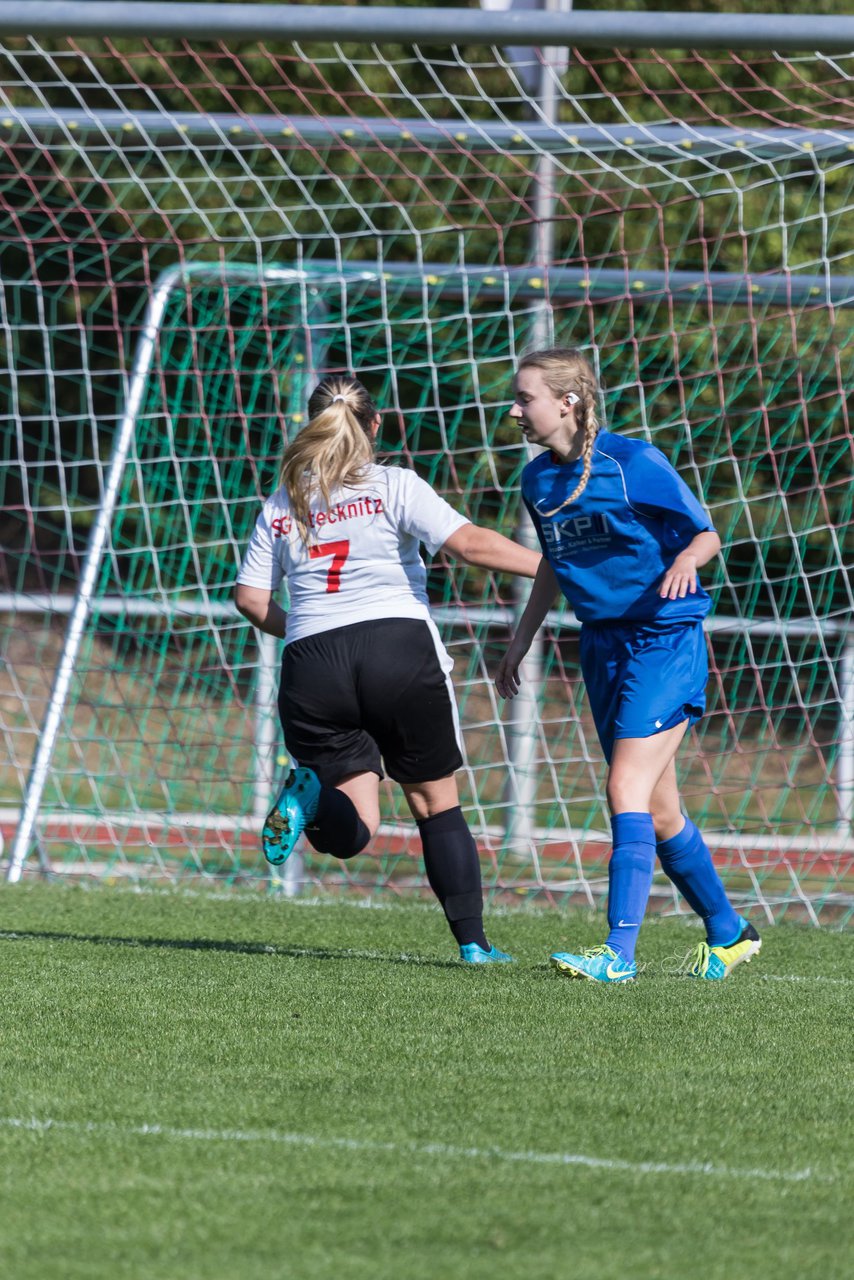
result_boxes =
[0,883,851,1280]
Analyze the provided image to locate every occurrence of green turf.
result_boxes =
[0,883,850,1280]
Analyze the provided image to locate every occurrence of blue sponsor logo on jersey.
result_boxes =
[542,511,613,554]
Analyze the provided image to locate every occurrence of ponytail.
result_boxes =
[279,376,378,543]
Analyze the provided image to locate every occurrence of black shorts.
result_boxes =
[278,617,464,786]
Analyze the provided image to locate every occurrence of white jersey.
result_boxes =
[236,464,470,644]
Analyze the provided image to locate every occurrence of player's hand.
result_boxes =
[495,644,528,699]
[659,552,698,599]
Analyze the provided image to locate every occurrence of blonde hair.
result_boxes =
[517,346,601,515]
[279,376,378,543]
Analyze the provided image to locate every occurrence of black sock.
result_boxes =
[305,786,371,860]
[417,806,488,949]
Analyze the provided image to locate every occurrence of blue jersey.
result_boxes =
[522,431,714,626]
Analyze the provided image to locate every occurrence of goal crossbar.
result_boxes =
[0,4,852,53]
[3,260,848,311]
[4,108,853,162]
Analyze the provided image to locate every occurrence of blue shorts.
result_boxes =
[579,620,708,764]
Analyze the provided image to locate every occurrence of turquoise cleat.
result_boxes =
[550,944,637,983]
[262,767,321,866]
[689,920,761,980]
[459,942,514,965]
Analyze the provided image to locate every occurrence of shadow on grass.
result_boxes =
[1,929,694,978]
[0,928,462,969]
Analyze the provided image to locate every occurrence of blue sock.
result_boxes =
[657,818,741,945]
[605,812,656,963]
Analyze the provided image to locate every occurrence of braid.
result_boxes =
[562,399,598,504]
[540,371,601,514]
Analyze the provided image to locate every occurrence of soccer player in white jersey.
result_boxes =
[235,375,541,963]
[496,347,761,982]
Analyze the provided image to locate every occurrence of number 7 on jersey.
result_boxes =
[308,539,351,593]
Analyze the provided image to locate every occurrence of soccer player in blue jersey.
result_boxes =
[495,347,761,982]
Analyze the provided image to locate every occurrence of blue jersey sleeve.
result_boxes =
[522,493,550,558]
[624,446,713,550]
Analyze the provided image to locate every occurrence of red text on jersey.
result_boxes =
[308,539,351,593]
[270,494,384,540]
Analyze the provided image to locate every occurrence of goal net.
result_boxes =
[1,17,852,921]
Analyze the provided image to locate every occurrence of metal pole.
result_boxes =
[4,107,854,163]
[504,0,569,855]
[264,295,327,899]
[6,265,183,882]
[255,632,303,898]
[837,634,854,835]
[0,5,851,53]
[253,632,279,813]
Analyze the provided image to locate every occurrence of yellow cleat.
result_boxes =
[689,921,761,980]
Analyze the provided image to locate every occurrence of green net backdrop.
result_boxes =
[0,27,851,920]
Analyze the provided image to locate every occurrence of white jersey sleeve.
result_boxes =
[385,467,470,554]
[236,504,285,592]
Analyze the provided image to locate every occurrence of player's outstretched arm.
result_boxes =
[234,584,288,638]
[495,559,560,700]
[441,522,541,578]
[659,529,721,600]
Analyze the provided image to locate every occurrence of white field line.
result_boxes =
[759,973,853,985]
[0,1116,834,1185]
